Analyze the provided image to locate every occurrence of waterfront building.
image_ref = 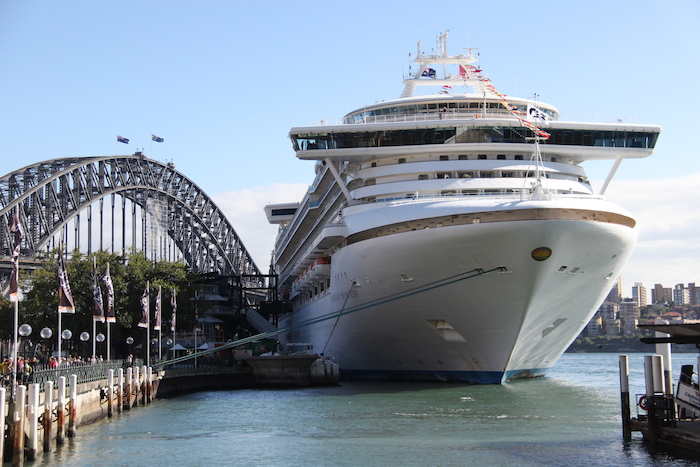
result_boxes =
[674,284,691,306]
[623,318,639,336]
[620,300,640,321]
[632,282,647,308]
[605,319,621,336]
[597,301,620,320]
[690,283,698,306]
[652,284,673,304]
[586,316,602,337]
[606,276,623,303]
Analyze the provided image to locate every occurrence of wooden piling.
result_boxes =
[0,388,5,461]
[125,367,132,410]
[619,355,632,442]
[13,385,26,467]
[43,381,53,453]
[133,366,139,407]
[26,384,39,461]
[67,374,77,437]
[141,365,147,405]
[107,369,114,418]
[117,368,123,413]
[56,376,65,446]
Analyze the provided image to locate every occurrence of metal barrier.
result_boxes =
[28,360,142,389]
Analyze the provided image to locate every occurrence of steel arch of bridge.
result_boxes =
[0,155,262,280]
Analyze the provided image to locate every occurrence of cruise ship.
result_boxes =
[265,31,661,383]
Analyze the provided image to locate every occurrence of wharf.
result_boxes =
[619,323,700,459]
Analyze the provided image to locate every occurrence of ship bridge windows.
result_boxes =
[293,127,659,151]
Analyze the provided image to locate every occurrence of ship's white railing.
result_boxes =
[309,110,520,126]
[375,192,606,205]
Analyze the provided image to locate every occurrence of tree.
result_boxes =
[17,249,198,358]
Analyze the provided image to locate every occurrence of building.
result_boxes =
[690,283,698,306]
[597,301,619,320]
[586,316,602,337]
[632,282,647,307]
[605,319,621,336]
[674,284,690,305]
[652,284,673,304]
[606,276,622,303]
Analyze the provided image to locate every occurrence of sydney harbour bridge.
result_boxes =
[0,152,267,294]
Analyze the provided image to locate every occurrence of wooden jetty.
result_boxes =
[620,323,700,455]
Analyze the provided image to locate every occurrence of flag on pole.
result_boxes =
[93,262,105,322]
[170,289,177,332]
[151,134,164,143]
[101,263,116,323]
[117,135,129,144]
[9,209,22,302]
[138,283,149,328]
[194,290,200,331]
[154,286,162,331]
[58,251,75,313]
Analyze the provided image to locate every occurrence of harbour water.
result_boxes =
[31,353,700,466]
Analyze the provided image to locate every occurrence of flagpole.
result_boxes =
[57,303,62,365]
[107,321,111,361]
[92,319,96,361]
[146,282,150,368]
[11,299,18,400]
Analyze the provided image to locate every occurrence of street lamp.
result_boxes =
[96,333,105,361]
[18,324,32,374]
[40,327,52,366]
[126,336,134,363]
[80,332,90,360]
[61,329,72,362]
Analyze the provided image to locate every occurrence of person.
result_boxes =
[22,361,32,384]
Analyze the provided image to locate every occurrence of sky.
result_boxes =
[1,0,698,298]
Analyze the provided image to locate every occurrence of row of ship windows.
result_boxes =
[293,127,658,150]
[369,154,552,166]
[364,171,587,183]
[367,188,581,202]
[343,102,558,124]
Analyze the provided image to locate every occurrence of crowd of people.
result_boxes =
[0,355,110,386]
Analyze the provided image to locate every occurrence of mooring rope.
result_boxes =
[155,265,507,369]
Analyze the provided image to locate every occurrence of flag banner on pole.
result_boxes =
[194,290,200,331]
[101,263,116,323]
[93,266,105,322]
[154,286,162,331]
[151,134,164,143]
[138,284,149,328]
[58,251,75,313]
[170,289,177,332]
[117,135,129,144]
[9,209,22,302]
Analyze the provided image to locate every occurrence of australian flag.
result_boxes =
[117,135,129,144]
[151,134,164,143]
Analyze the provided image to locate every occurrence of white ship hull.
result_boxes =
[280,207,636,383]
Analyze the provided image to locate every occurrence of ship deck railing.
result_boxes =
[374,192,606,204]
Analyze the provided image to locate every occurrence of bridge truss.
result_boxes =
[0,154,263,285]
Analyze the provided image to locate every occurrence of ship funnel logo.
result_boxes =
[531,247,552,261]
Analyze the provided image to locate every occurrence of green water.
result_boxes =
[29,353,700,466]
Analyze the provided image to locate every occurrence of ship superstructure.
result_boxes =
[265,31,661,383]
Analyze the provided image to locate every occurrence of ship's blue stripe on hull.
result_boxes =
[341,368,548,384]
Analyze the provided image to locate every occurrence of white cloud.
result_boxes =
[599,173,700,295]
[212,183,308,270]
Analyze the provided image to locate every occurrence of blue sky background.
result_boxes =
[1,0,698,297]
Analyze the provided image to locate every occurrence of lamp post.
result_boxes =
[165,338,173,360]
[96,333,105,360]
[18,324,31,385]
[80,332,90,360]
[61,329,72,363]
[126,336,134,363]
[40,327,52,366]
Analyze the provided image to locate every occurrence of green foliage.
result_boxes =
[8,249,200,355]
